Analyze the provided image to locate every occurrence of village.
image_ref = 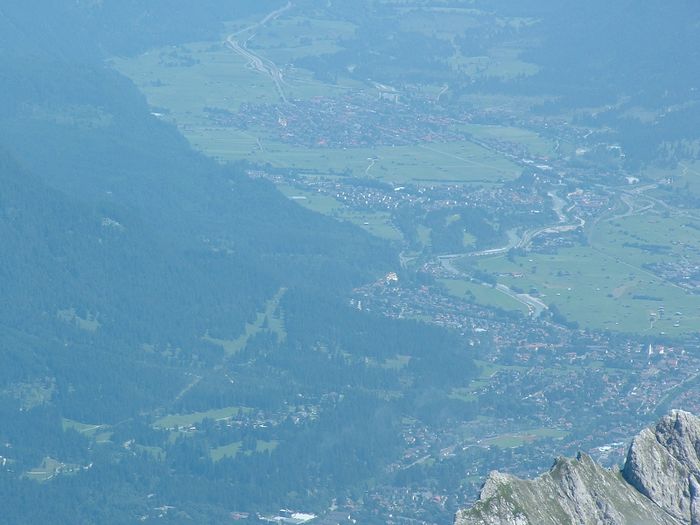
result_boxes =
[132,35,700,522]
[349,269,700,522]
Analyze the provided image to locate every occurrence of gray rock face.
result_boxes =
[456,410,700,525]
[623,410,700,524]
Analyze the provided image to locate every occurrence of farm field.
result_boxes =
[438,278,529,314]
[108,1,563,268]
[24,456,89,482]
[112,6,700,338]
[62,418,105,436]
[460,123,557,157]
[644,160,700,199]
[468,240,700,334]
[113,18,536,187]
[154,406,251,430]
[210,440,279,462]
[480,428,568,449]
[234,140,518,184]
[224,140,520,185]
[278,184,402,241]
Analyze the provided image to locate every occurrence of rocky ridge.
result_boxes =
[456,410,700,525]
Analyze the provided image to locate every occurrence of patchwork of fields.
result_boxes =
[113,6,700,338]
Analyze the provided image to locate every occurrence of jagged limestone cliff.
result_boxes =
[456,410,700,525]
[623,410,700,524]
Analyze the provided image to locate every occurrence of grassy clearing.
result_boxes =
[643,157,700,187]
[94,431,113,444]
[417,225,432,248]
[338,210,402,241]
[472,239,700,334]
[594,213,700,258]
[463,231,477,248]
[382,355,412,370]
[460,123,556,157]
[211,441,242,462]
[481,428,568,448]
[112,42,280,117]
[210,440,279,462]
[276,183,341,214]
[449,387,478,402]
[450,360,530,403]
[154,406,251,429]
[24,457,82,482]
[207,139,520,184]
[255,440,279,453]
[62,418,105,437]
[439,278,529,314]
[56,308,100,332]
[204,287,287,356]
[276,182,403,240]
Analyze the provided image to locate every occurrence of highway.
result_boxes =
[435,191,589,317]
[225,2,293,104]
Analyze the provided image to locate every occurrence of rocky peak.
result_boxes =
[622,410,700,524]
[456,411,700,525]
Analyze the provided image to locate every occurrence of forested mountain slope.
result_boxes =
[0,2,482,522]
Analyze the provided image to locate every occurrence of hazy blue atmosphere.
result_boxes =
[1,1,699,523]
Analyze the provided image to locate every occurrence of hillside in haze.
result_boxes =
[0,2,480,522]
[2,1,700,523]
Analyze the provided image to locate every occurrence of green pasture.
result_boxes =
[469,240,700,334]
[154,406,251,429]
[592,213,700,261]
[210,441,242,462]
[56,308,100,332]
[62,418,105,437]
[228,141,520,184]
[187,135,521,185]
[644,159,700,199]
[460,123,556,157]
[112,42,279,117]
[24,457,65,481]
[114,36,522,186]
[449,387,478,403]
[450,360,530,404]
[439,278,529,314]
[255,440,279,453]
[381,355,412,370]
[417,225,433,248]
[277,182,403,240]
[481,428,568,449]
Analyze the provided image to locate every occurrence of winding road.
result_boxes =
[434,191,590,317]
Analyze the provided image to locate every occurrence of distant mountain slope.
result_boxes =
[0,0,396,422]
[0,3,439,520]
[456,410,700,525]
